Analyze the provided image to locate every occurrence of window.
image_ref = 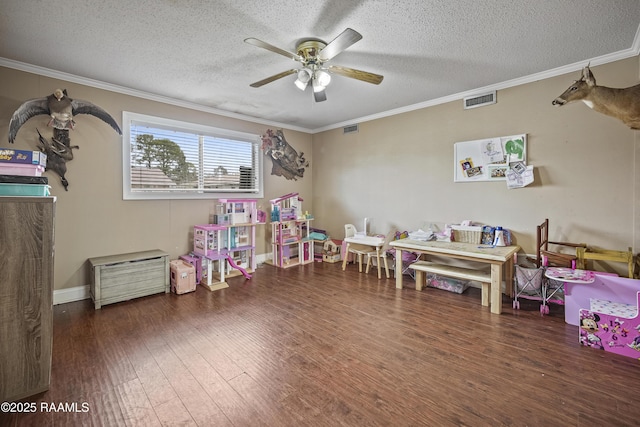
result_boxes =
[122,112,263,200]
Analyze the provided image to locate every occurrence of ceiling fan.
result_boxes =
[244,28,383,102]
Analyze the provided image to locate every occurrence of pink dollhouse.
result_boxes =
[269,193,314,268]
[183,198,263,290]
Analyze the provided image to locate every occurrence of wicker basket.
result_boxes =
[451,225,483,244]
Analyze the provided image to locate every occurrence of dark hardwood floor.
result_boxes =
[3,261,640,426]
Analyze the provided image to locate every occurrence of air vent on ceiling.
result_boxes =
[463,91,496,109]
[343,124,359,134]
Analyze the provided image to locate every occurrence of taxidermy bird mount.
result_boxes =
[8,88,122,190]
[36,128,78,191]
[552,65,640,130]
[8,88,122,143]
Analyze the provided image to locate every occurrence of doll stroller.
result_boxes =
[542,275,565,314]
[512,264,547,313]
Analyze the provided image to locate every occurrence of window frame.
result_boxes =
[122,111,263,200]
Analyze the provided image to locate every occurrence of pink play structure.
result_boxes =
[564,273,636,326]
[569,274,640,360]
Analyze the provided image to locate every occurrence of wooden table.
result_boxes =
[342,235,389,279]
[389,239,520,314]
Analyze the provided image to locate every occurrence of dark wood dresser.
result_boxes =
[0,196,55,402]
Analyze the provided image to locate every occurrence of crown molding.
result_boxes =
[0,57,312,134]
[3,22,639,137]
[312,30,640,133]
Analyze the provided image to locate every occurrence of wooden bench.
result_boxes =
[409,261,492,306]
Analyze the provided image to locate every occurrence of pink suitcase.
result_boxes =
[170,260,196,294]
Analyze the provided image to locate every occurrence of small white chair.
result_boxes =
[345,223,357,238]
[365,230,394,279]
[342,224,392,278]
[343,223,371,273]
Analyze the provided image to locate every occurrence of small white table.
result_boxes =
[544,267,597,325]
[342,235,389,279]
[544,267,596,284]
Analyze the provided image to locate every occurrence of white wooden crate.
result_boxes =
[89,250,169,309]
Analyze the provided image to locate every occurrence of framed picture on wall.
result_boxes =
[488,164,509,179]
[454,134,527,182]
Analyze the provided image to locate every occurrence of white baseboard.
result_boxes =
[53,285,90,305]
[256,252,272,264]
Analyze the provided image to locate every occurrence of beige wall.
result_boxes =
[2,57,639,291]
[311,57,640,269]
[0,66,313,291]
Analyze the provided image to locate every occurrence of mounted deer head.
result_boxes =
[552,66,640,130]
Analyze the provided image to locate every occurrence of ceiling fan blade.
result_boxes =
[249,69,297,88]
[318,28,362,61]
[244,37,303,62]
[328,65,384,85]
[313,89,327,102]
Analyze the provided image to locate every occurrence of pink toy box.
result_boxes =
[579,291,640,360]
[170,259,196,294]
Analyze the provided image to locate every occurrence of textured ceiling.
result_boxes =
[1,0,639,132]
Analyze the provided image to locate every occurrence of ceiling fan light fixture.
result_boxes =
[312,78,326,93]
[311,69,331,93]
[315,69,331,87]
[294,79,308,91]
[245,28,383,102]
[298,68,313,82]
[295,68,312,90]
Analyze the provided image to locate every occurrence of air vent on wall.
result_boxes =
[343,124,359,134]
[463,91,496,109]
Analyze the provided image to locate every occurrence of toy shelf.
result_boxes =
[268,193,315,269]
[270,221,314,268]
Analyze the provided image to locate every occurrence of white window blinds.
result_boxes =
[122,112,262,200]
